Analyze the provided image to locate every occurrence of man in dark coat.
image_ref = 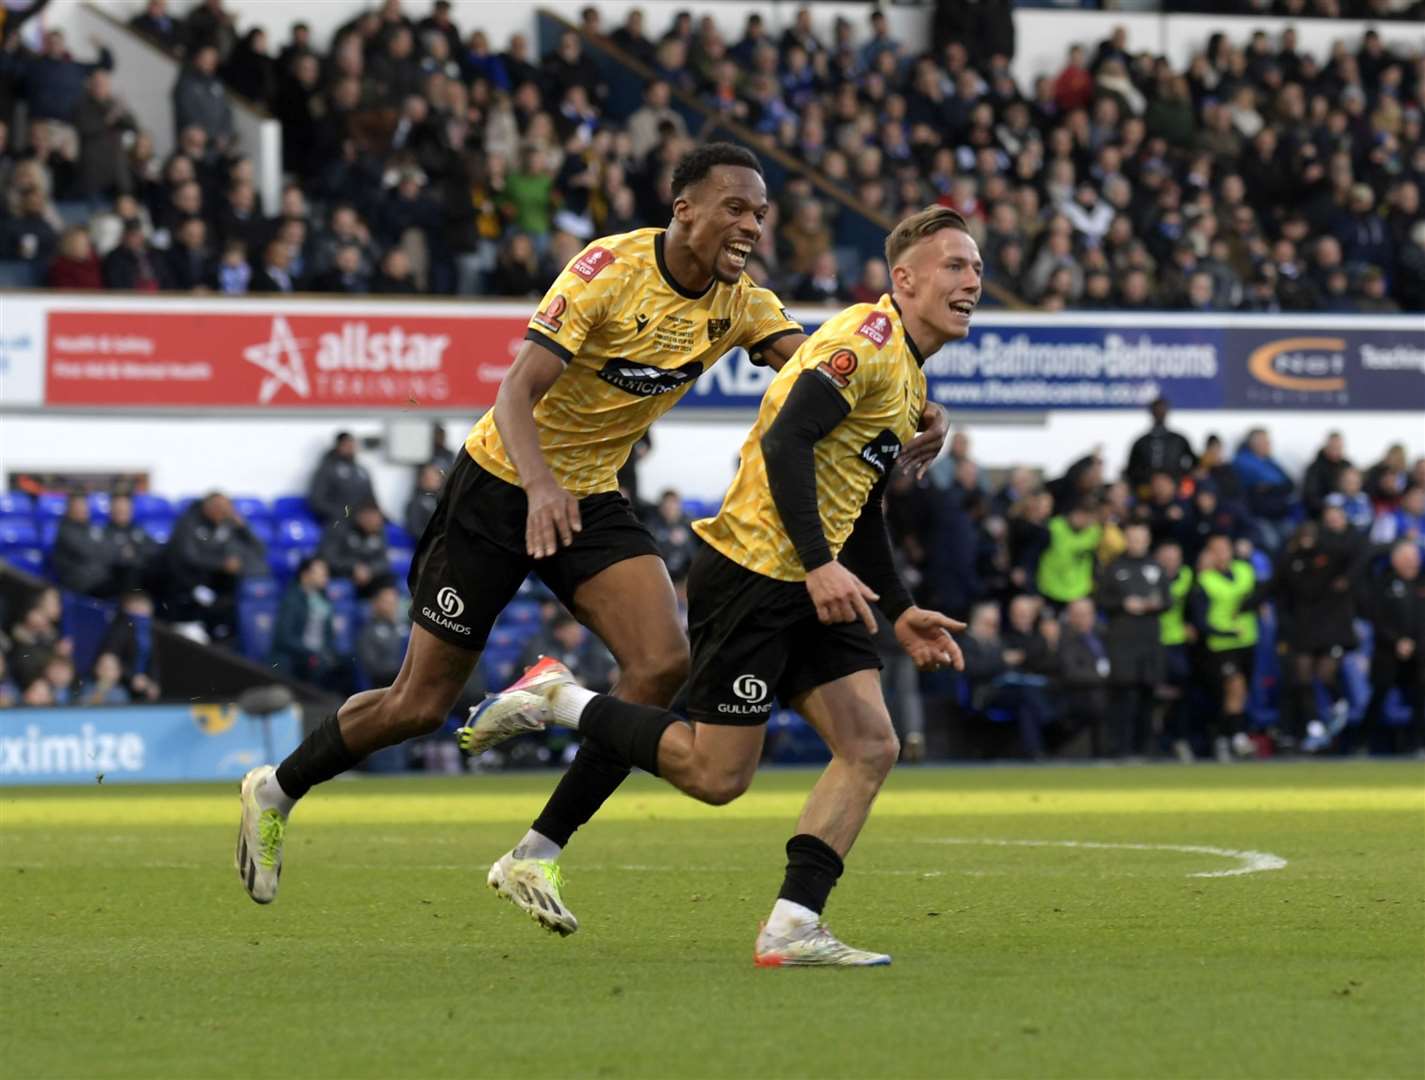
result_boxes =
[1096,522,1168,756]
[1359,541,1424,754]
[316,502,390,598]
[50,493,111,595]
[1124,397,1196,493]
[163,492,266,642]
[308,431,376,525]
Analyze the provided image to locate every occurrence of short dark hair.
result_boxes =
[297,555,325,579]
[670,142,763,199]
[884,205,969,267]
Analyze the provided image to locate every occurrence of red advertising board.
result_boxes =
[45,310,529,409]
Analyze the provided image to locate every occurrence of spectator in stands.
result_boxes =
[1189,534,1262,762]
[103,494,159,595]
[212,239,251,293]
[1302,431,1353,517]
[97,589,161,702]
[130,0,180,50]
[7,587,73,690]
[310,242,370,294]
[161,215,210,291]
[163,492,266,644]
[73,69,133,199]
[82,652,131,706]
[309,432,377,525]
[372,247,418,293]
[102,220,161,291]
[1366,444,1411,511]
[39,654,76,705]
[0,653,18,709]
[1272,519,1359,744]
[519,609,616,693]
[221,27,276,109]
[648,489,695,583]
[428,424,456,476]
[46,225,102,289]
[357,581,407,688]
[405,463,442,541]
[16,29,113,126]
[1330,470,1374,533]
[1057,597,1111,756]
[249,237,296,293]
[183,0,236,59]
[1124,397,1196,493]
[317,501,391,598]
[171,44,234,150]
[270,556,351,691]
[959,601,1052,760]
[1360,541,1424,755]
[627,80,684,162]
[1232,428,1295,553]
[1097,522,1168,757]
[50,493,111,596]
[1372,485,1425,548]
[1037,499,1103,608]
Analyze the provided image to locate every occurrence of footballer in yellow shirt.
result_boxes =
[467,206,983,964]
[236,143,950,914]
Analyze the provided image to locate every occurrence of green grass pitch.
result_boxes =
[3,761,1423,1079]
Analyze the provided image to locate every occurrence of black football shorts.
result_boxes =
[684,545,883,725]
[409,450,661,649]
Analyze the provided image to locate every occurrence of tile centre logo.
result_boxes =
[243,315,311,403]
[1247,337,1347,393]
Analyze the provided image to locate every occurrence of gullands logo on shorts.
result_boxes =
[423,587,471,635]
[719,674,772,716]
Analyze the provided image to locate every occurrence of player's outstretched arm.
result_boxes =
[492,338,582,558]
[892,608,966,672]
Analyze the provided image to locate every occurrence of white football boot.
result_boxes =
[456,656,575,755]
[754,922,891,968]
[487,851,579,936]
[235,765,288,904]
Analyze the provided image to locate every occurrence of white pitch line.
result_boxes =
[917,837,1288,878]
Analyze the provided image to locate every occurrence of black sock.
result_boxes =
[275,712,359,800]
[1225,712,1246,736]
[530,740,632,848]
[577,695,680,776]
[777,834,844,916]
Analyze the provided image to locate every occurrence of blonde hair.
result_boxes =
[884,205,969,267]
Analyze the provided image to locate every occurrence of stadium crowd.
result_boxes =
[0,1,1421,311]
[4,409,1422,762]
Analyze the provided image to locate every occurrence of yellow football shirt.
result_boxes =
[466,228,802,495]
[694,294,928,581]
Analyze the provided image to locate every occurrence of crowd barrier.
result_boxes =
[0,703,303,786]
[2,294,1420,415]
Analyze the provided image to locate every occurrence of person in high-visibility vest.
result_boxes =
[1153,539,1196,763]
[1188,533,1265,762]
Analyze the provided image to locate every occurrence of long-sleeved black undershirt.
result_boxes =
[760,370,915,623]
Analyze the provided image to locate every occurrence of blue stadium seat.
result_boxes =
[231,496,271,522]
[0,259,41,288]
[130,493,172,519]
[40,520,59,548]
[384,521,414,548]
[268,548,303,580]
[35,493,67,518]
[2,548,46,576]
[144,518,175,544]
[274,518,321,547]
[240,577,280,602]
[0,492,33,516]
[330,602,358,654]
[87,492,111,519]
[247,520,275,545]
[174,496,201,516]
[272,495,312,520]
[0,519,38,547]
[388,547,414,583]
[326,578,356,603]
[238,599,279,661]
[502,599,542,626]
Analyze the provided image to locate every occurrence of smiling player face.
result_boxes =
[896,227,983,349]
[675,165,769,284]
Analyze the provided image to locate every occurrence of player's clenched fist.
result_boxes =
[525,476,582,558]
[894,608,965,672]
[805,561,880,633]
